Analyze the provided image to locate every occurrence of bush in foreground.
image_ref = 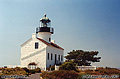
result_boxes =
[22,67,41,75]
[1,67,26,75]
[40,70,78,79]
[35,67,41,73]
[0,67,41,77]
[59,61,77,71]
[83,67,120,75]
[96,67,120,75]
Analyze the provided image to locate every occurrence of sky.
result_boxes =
[0,0,120,68]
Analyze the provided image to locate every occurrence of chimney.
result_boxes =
[51,40,55,43]
[32,33,36,38]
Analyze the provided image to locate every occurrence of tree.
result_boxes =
[59,61,76,71]
[65,50,101,66]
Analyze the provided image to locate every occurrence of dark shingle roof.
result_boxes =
[37,38,64,50]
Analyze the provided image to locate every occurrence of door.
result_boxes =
[55,54,57,64]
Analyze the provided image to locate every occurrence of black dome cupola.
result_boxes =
[36,14,54,34]
[40,14,51,27]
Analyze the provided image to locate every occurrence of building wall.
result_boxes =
[46,46,64,68]
[21,37,47,70]
[38,32,51,43]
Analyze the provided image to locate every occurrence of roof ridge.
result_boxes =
[21,38,32,47]
[37,38,64,50]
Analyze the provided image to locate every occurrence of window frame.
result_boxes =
[58,55,60,61]
[51,53,52,60]
[61,55,63,61]
[35,42,39,49]
[49,38,51,42]
[48,53,49,60]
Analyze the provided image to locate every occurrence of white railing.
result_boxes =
[55,65,96,71]
[55,65,60,70]
[77,66,96,70]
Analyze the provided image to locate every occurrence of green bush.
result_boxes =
[40,70,78,79]
[35,67,41,73]
[29,70,36,74]
[22,67,30,75]
[22,67,29,73]
[0,67,26,75]
[22,67,41,74]
[84,67,120,75]
[59,61,77,71]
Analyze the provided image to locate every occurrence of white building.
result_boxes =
[21,14,64,70]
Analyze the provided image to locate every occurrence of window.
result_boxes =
[48,53,49,60]
[35,42,38,49]
[61,55,63,61]
[58,55,60,61]
[49,38,51,42]
[55,54,57,64]
[28,62,37,69]
[51,53,52,60]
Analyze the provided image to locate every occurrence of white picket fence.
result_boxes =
[55,65,96,71]
[77,66,96,70]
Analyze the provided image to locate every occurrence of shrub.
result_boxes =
[22,67,41,74]
[1,67,26,75]
[97,67,120,74]
[29,70,36,74]
[35,67,41,73]
[22,67,29,73]
[59,61,77,71]
[40,70,78,79]
[40,71,57,79]
[83,67,120,75]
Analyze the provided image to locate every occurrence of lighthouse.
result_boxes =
[21,15,64,70]
[36,14,53,43]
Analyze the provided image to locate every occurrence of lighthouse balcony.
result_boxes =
[36,27,54,34]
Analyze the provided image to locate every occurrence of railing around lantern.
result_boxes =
[36,27,54,34]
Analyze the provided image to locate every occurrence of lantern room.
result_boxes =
[36,14,54,34]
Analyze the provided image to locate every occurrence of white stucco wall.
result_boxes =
[21,36,47,70]
[38,32,51,43]
[21,33,64,70]
[46,46,64,68]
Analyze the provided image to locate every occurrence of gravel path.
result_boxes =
[26,73,41,79]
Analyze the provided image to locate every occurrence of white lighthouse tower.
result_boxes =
[21,15,64,70]
[36,14,54,43]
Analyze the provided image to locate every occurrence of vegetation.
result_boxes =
[0,67,41,79]
[46,65,55,71]
[40,67,120,79]
[65,50,101,66]
[40,70,78,79]
[0,67,26,75]
[35,67,41,73]
[59,61,77,71]
[22,67,41,75]
[85,67,120,75]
